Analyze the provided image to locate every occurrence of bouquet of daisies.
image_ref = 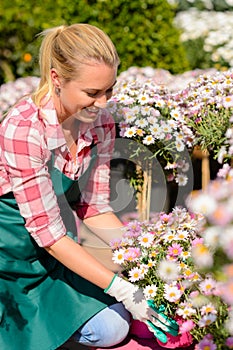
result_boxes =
[110,207,231,349]
[108,79,194,187]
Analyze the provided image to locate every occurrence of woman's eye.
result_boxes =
[106,88,113,95]
[87,88,113,98]
[87,92,98,97]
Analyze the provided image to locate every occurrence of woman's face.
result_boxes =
[52,62,117,124]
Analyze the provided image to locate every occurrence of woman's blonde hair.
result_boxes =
[32,23,120,106]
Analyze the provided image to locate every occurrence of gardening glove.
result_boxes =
[104,275,179,343]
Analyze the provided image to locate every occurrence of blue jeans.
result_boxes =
[73,303,131,347]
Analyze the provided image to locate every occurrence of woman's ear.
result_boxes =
[50,68,60,88]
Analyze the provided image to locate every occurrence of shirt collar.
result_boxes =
[39,96,95,151]
[39,97,65,150]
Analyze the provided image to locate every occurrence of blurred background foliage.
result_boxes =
[0,0,190,84]
[1,0,233,85]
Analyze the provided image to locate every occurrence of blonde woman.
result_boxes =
[0,24,178,349]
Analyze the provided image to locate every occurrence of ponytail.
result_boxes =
[32,24,120,107]
[32,26,66,106]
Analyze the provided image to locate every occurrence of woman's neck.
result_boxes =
[61,118,80,149]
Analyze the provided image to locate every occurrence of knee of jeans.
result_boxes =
[74,303,131,347]
[106,303,131,342]
[101,309,130,346]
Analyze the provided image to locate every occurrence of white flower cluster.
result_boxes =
[108,79,195,186]
[174,8,233,67]
[0,76,40,121]
[168,0,233,9]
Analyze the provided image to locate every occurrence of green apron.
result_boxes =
[0,147,116,350]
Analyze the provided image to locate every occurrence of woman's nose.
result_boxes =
[94,94,108,108]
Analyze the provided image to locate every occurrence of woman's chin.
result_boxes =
[76,109,100,123]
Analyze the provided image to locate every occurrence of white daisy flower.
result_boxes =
[167,119,177,128]
[158,260,179,282]
[176,305,196,319]
[219,225,233,253]
[141,105,151,116]
[200,303,217,316]
[181,251,191,259]
[164,284,183,302]
[117,93,134,104]
[149,124,161,137]
[131,105,140,114]
[137,93,150,105]
[125,113,137,123]
[155,99,166,108]
[161,123,172,134]
[175,139,185,152]
[135,118,148,128]
[143,135,155,145]
[225,316,233,335]
[198,314,217,327]
[189,193,217,215]
[203,226,221,249]
[156,130,165,140]
[147,116,158,124]
[170,108,182,119]
[177,160,190,172]
[222,95,233,108]
[163,231,176,242]
[107,100,117,112]
[124,127,137,138]
[138,233,154,248]
[192,245,213,268]
[128,267,145,282]
[143,284,158,299]
[174,131,185,140]
[175,173,188,186]
[112,249,125,264]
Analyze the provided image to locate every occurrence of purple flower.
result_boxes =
[197,334,217,350]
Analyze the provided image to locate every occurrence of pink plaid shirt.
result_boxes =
[0,96,115,247]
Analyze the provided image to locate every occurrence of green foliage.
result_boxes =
[0,0,190,84]
[182,38,214,70]
[84,0,190,74]
[186,106,230,158]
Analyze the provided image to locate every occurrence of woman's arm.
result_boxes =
[83,212,125,245]
[45,235,115,289]
[45,233,179,344]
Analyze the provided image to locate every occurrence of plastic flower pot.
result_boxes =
[156,316,193,349]
[129,319,154,339]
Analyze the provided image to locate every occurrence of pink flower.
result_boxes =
[226,337,233,348]
[209,204,233,226]
[168,243,183,257]
[167,173,175,182]
[192,237,204,246]
[109,237,123,249]
[196,334,217,350]
[160,213,171,222]
[220,281,233,304]
[199,278,217,296]
[190,290,199,298]
[189,212,196,219]
[124,247,141,261]
[217,163,231,179]
[125,221,142,235]
[179,319,195,334]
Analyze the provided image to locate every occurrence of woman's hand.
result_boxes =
[105,275,179,343]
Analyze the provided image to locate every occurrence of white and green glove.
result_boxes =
[104,275,178,343]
